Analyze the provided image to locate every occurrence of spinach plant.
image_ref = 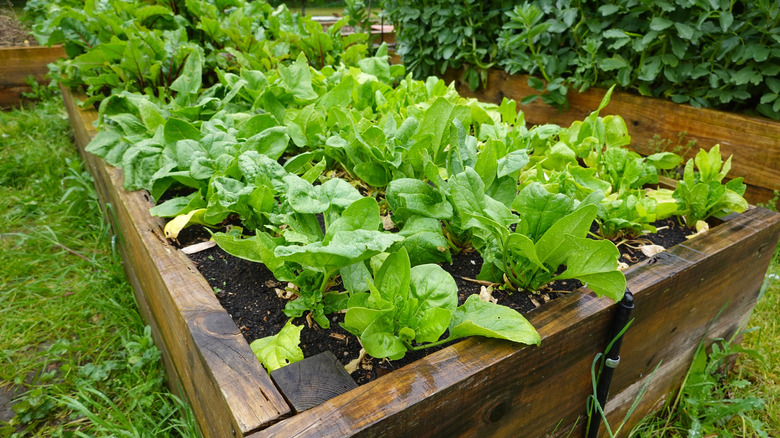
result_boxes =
[672,145,748,227]
[451,169,625,301]
[342,248,540,360]
[214,191,403,329]
[36,0,371,104]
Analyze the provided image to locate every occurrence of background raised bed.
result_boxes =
[0,46,64,109]
[62,85,780,437]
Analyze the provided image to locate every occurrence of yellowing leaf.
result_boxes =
[164,208,207,239]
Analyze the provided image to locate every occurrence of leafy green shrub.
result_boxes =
[382,0,513,89]
[384,0,780,119]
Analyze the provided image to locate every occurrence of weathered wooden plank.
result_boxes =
[61,87,292,437]
[0,46,65,108]
[443,69,780,209]
[252,207,780,438]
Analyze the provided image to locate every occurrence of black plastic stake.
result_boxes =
[587,289,634,438]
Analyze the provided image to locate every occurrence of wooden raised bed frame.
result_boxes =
[0,46,65,109]
[443,69,780,210]
[62,86,780,438]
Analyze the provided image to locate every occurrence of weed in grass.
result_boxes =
[0,98,199,437]
[630,330,771,437]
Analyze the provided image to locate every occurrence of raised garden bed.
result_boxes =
[62,84,780,437]
[0,45,64,109]
[0,8,65,108]
[443,69,780,210]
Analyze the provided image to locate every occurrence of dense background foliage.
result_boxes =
[383,0,780,119]
[383,0,512,90]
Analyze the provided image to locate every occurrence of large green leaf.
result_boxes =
[386,178,453,222]
[360,314,407,360]
[393,216,451,265]
[325,197,382,242]
[496,149,530,178]
[414,97,454,162]
[512,182,574,242]
[413,307,452,344]
[149,192,206,217]
[212,232,284,271]
[536,204,598,267]
[284,174,329,214]
[375,247,411,305]
[275,230,402,269]
[450,295,540,345]
[164,118,200,145]
[278,52,318,103]
[409,264,458,315]
[552,235,625,301]
[242,127,289,161]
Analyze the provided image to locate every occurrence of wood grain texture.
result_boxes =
[0,46,65,108]
[252,207,780,438]
[61,87,291,438]
[443,69,780,209]
[271,351,358,413]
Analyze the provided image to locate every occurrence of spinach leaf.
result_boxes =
[342,248,539,360]
[250,320,304,373]
[673,145,748,227]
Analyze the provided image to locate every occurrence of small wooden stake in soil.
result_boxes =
[271,351,359,413]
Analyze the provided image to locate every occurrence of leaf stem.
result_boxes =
[407,336,454,351]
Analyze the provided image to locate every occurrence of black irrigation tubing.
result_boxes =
[587,288,635,438]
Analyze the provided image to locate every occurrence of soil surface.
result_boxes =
[0,8,35,47]
[180,216,695,385]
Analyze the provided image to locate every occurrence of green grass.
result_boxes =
[0,95,199,437]
[723,249,780,434]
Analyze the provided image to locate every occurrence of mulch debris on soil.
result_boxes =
[0,8,35,47]
[179,216,696,385]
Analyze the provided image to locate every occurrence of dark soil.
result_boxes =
[0,9,35,47]
[181,216,696,385]
[614,217,697,265]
